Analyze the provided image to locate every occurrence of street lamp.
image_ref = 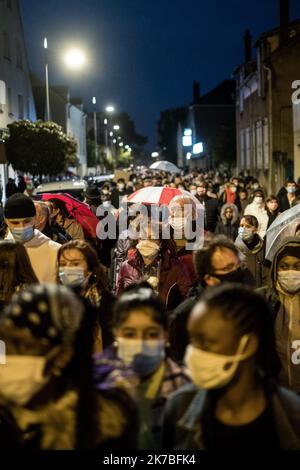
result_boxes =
[104,106,114,164]
[106,105,115,113]
[64,48,86,70]
[92,97,99,172]
[43,37,50,121]
[113,125,120,131]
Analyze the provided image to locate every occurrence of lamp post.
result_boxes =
[43,38,51,121]
[92,97,99,173]
[104,105,114,164]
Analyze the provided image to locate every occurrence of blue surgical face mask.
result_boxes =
[238,226,254,242]
[11,225,34,243]
[58,267,86,287]
[117,338,165,377]
[287,187,296,194]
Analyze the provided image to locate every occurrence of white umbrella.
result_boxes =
[265,204,300,261]
[150,161,180,174]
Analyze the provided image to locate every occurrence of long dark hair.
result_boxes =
[0,241,38,305]
[58,240,109,292]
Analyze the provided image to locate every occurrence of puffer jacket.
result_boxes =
[258,237,300,393]
[116,249,192,310]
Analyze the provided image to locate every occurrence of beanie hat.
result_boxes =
[4,193,36,219]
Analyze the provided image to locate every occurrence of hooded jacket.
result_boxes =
[258,237,300,392]
[214,203,239,240]
[235,233,266,287]
[6,229,60,283]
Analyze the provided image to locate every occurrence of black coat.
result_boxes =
[277,187,300,212]
[214,220,239,241]
[196,195,219,233]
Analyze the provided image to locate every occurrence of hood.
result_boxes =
[270,237,300,290]
[220,203,239,225]
[6,229,50,248]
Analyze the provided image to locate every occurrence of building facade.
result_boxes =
[235,1,300,193]
[0,0,36,194]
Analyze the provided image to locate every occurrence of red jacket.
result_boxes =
[116,249,192,310]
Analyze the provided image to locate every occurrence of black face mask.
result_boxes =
[210,267,244,283]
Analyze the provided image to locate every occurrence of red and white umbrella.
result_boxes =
[127,186,192,206]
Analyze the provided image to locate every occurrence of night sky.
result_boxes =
[20,0,299,151]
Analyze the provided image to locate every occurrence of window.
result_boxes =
[16,40,23,69]
[240,129,245,170]
[18,94,24,119]
[3,32,11,60]
[245,127,251,170]
[263,118,269,170]
[255,121,263,170]
[7,88,12,116]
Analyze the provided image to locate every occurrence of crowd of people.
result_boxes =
[0,168,299,450]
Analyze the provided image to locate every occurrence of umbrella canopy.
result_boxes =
[127,186,191,206]
[150,161,180,174]
[38,193,99,239]
[265,204,300,261]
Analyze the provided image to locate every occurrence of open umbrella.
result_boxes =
[265,204,300,261]
[127,186,191,206]
[150,161,180,174]
[37,193,99,239]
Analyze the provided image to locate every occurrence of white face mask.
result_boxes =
[184,335,251,389]
[169,216,185,232]
[0,356,48,406]
[190,189,197,196]
[58,267,86,287]
[277,270,300,295]
[238,227,254,242]
[136,240,160,259]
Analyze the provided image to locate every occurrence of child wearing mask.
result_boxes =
[96,284,190,449]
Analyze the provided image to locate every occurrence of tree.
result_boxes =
[5,120,78,176]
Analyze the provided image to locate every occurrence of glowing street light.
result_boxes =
[113,125,120,130]
[151,152,159,158]
[64,48,86,69]
[106,105,115,113]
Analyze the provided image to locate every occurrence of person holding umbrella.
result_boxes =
[49,198,84,240]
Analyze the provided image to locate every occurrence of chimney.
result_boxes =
[193,81,200,104]
[279,0,289,44]
[244,30,252,62]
